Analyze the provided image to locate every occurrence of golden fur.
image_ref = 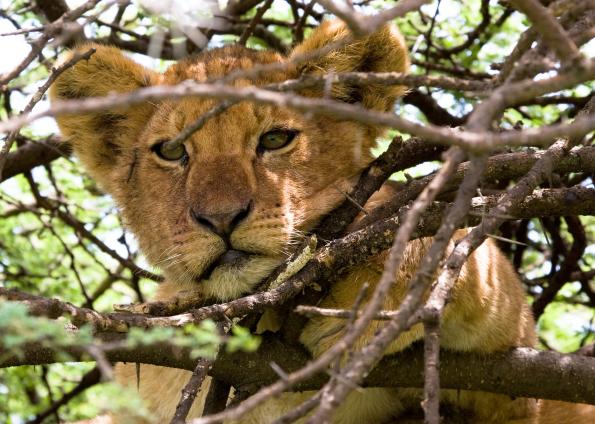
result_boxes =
[51,20,593,424]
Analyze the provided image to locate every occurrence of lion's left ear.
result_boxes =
[290,20,409,112]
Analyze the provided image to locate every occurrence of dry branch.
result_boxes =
[356,144,595,230]
[314,136,444,240]
[2,186,593,332]
[2,61,594,151]
[171,359,215,424]
[310,147,469,422]
[3,336,595,407]
[510,0,581,64]
[1,136,71,183]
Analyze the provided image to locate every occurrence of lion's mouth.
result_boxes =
[198,249,252,281]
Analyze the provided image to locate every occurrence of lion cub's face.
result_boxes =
[51,21,409,300]
[129,78,373,300]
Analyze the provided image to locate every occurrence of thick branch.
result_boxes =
[1,136,71,183]
[314,136,444,240]
[357,145,595,230]
[3,336,595,406]
[3,186,593,331]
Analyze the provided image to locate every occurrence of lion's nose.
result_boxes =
[191,201,252,239]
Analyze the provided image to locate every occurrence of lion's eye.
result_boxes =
[152,140,188,162]
[258,129,298,152]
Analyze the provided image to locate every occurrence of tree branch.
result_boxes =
[3,186,592,332]
[510,0,581,64]
[3,61,593,151]
[3,336,595,407]
[0,136,71,183]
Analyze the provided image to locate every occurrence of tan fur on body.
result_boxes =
[51,20,593,424]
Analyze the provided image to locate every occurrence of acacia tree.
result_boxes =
[0,0,594,422]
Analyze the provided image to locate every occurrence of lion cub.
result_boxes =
[51,20,592,424]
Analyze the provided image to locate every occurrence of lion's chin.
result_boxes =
[200,255,282,301]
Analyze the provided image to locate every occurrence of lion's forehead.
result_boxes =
[162,44,291,84]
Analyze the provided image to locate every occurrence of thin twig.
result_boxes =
[238,0,274,45]
[27,367,101,424]
[0,48,95,180]
[421,314,440,424]
[171,322,231,424]
[171,358,216,424]
[0,0,101,88]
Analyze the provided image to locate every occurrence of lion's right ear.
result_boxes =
[50,44,159,191]
[290,20,409,113]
